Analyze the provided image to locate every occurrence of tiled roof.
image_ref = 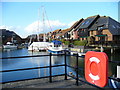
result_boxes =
[56,28,70,37]
[79,15,100,29]
[108,17,120,35]
[89,16,120,35]
[52,29,61,33]
[89,16,109,31]
[69,18,84,31]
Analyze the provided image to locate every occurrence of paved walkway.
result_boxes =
[2,76,99,88]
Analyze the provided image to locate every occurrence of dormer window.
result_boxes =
[117,25,120,29]
[81,22,85,25]
[98,27,103,31]
[96,21,98,24]
[85,21,90,24]
[112,25,116,29]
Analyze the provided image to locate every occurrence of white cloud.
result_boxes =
[0,20,76,38]
[24,20,68,34]
[0,25,16,30]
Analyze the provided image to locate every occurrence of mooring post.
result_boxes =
[32,45,33,54]
[49,53,52,83]
[111,48,114,54]
[64,51,67,80]
[100,46,104,52]
[117,63,120,78]
[76,53,79,86]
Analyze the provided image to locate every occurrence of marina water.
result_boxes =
[0,48,120,83]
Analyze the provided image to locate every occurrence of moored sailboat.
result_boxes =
[28,42,50,51]
[28,7,50,52]
[47,40,65,54]
[3,42,17,49]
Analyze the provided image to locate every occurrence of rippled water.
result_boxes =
[0,48,119,85]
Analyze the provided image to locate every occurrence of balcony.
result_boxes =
[95,34,107,37]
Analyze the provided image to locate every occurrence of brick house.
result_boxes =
[51,29,62,39]
[55,28,70,40]
[77,15,100,41]
[46,15,120,46]
[89,16,120,45]
[65,18,84,40]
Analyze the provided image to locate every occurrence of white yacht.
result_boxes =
[3,42,17,49]
[28,42,50,51]
[47,40,65,54]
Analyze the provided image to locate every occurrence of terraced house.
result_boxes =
[48,15,120,46]
[89,16,120,45]
[66,18,84,40]
[67,15,120,46]
[77,15,100,41]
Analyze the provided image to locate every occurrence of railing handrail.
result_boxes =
[0,64,65,73]
[1,53,120,64]
[0,54,50,59]
[0,53,64,59]
[1,52,120,88]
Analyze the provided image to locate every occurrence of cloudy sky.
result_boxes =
[0,0,119,38]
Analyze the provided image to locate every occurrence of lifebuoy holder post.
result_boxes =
[85,51,108,87]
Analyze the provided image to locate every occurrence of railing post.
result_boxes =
[49,53,52,83]
[76,53,79,86]
[64,51,67,80]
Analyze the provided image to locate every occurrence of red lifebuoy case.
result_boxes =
[85,51,108,87]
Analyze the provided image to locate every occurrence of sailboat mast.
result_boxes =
[42,6,46,42]
[37,8,40,42]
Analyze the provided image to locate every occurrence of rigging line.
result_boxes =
[43,6,53,32]
[42,6,46,42]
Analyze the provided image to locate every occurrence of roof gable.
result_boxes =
[52,29,61,33]
[108,17,120,35]
[89,16,109,31]
[89,16,120,35]
[69,18,84,31]
[79,15,100,29]
[56,28,70,37]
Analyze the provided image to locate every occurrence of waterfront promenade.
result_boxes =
[2,76,99,88]
[1,48,120,89]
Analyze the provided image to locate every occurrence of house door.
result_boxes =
[100,36,105,44]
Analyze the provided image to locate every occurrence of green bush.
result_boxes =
[49,39,53,42]
[64,41,70,45]
[73,40,87,46]
[59,39,65,43]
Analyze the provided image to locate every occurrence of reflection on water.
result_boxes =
[107,52,120,77]
[0,48,120,83]
[0,48,66,83]
[52,56,64,65]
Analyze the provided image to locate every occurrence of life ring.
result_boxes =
[85,51,108,87]
[88,57,100,81]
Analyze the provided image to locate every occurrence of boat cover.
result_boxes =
[52,40,62,45]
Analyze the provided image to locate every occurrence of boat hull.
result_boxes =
[3,45,17,49]
[47,49,64,54]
